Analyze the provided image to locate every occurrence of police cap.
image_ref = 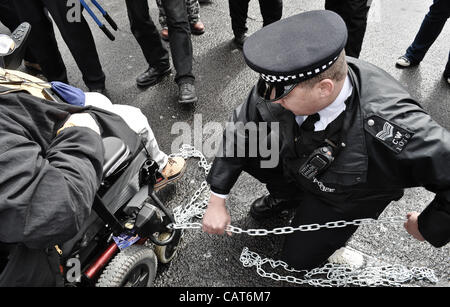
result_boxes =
[243,10,348,101]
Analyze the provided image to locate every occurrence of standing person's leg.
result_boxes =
[0,0,39,67]
[325,0,370,58]
[125,0,171,87]
[12,0,68,83]
[258,0,282,27]
[403,0,450,65]
[187,0,205,35]
[162,0,197,104]
[156,0,169,41]
[346,0,370,58]
[161,0,194,84]
[281,194,392,270]
[42,0,105,91]
[0,0,20,32]
[186,0,199,25]
[228,0,250,37]
[156,0,168,29]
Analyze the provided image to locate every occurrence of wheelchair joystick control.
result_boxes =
[133,158,181,246]
[139,160,159,191]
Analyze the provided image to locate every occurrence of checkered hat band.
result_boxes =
[260,56,339,83]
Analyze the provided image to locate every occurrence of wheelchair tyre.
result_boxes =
[96,245,157,287]
[154,232,180,264]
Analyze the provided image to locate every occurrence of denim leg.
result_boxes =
[405,0,450,63]
[161,0,195,84]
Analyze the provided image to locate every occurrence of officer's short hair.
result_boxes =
[302,50,348,88]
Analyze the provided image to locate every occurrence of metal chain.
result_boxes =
[169,144,210,224]
[239,247,439,287]
[168,217,407,235]
[167,144,438,286]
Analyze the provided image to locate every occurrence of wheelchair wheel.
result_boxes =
[96,245,157,287]
[154,232,182,264]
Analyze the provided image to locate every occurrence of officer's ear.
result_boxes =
[317,79,335,99]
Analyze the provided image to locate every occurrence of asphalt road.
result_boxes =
[27,0,450,287]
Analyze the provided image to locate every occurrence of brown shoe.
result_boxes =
[154,157,186,190]
[190,20,205,35]
[160,28,169,41]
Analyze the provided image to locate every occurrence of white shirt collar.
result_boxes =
[295,75,353,131]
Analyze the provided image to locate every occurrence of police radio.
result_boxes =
[299,145,334,180]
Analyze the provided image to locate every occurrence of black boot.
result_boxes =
[178,82,198,104]
[136,64,171,87]
[233,33,248,50]
[249,195,299,220]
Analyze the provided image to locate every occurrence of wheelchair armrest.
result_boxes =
[102,137,130,178]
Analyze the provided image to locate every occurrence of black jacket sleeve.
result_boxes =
[403,117,450,247]
[418,192,450,248]
[398,107,450,247]
[0,126,104,249]
[206,88,262,194]
[369,99,450,247]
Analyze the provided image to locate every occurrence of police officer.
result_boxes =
[201,10,450,270]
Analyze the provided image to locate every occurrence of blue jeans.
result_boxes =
[405,0,450,76]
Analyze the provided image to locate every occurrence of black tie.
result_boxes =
[301,113,320,131]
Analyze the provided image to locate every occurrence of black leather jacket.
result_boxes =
[207,57,450,248]
[0,87,140,249]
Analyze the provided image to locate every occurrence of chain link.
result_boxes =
[239,247,438,287]
[167,144,438,287]
[168,216,405,236]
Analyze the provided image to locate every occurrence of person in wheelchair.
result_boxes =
[0,28,185,286]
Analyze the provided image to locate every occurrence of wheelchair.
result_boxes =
[0,23,183,287]
[61,137,183,287]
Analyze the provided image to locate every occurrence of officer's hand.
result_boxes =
[202,193,232,236]
[404,211,425,242]
[58,113,101,135]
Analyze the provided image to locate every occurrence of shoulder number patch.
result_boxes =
[364,115,414,154]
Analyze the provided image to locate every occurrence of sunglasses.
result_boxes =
[256,78,298,103]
